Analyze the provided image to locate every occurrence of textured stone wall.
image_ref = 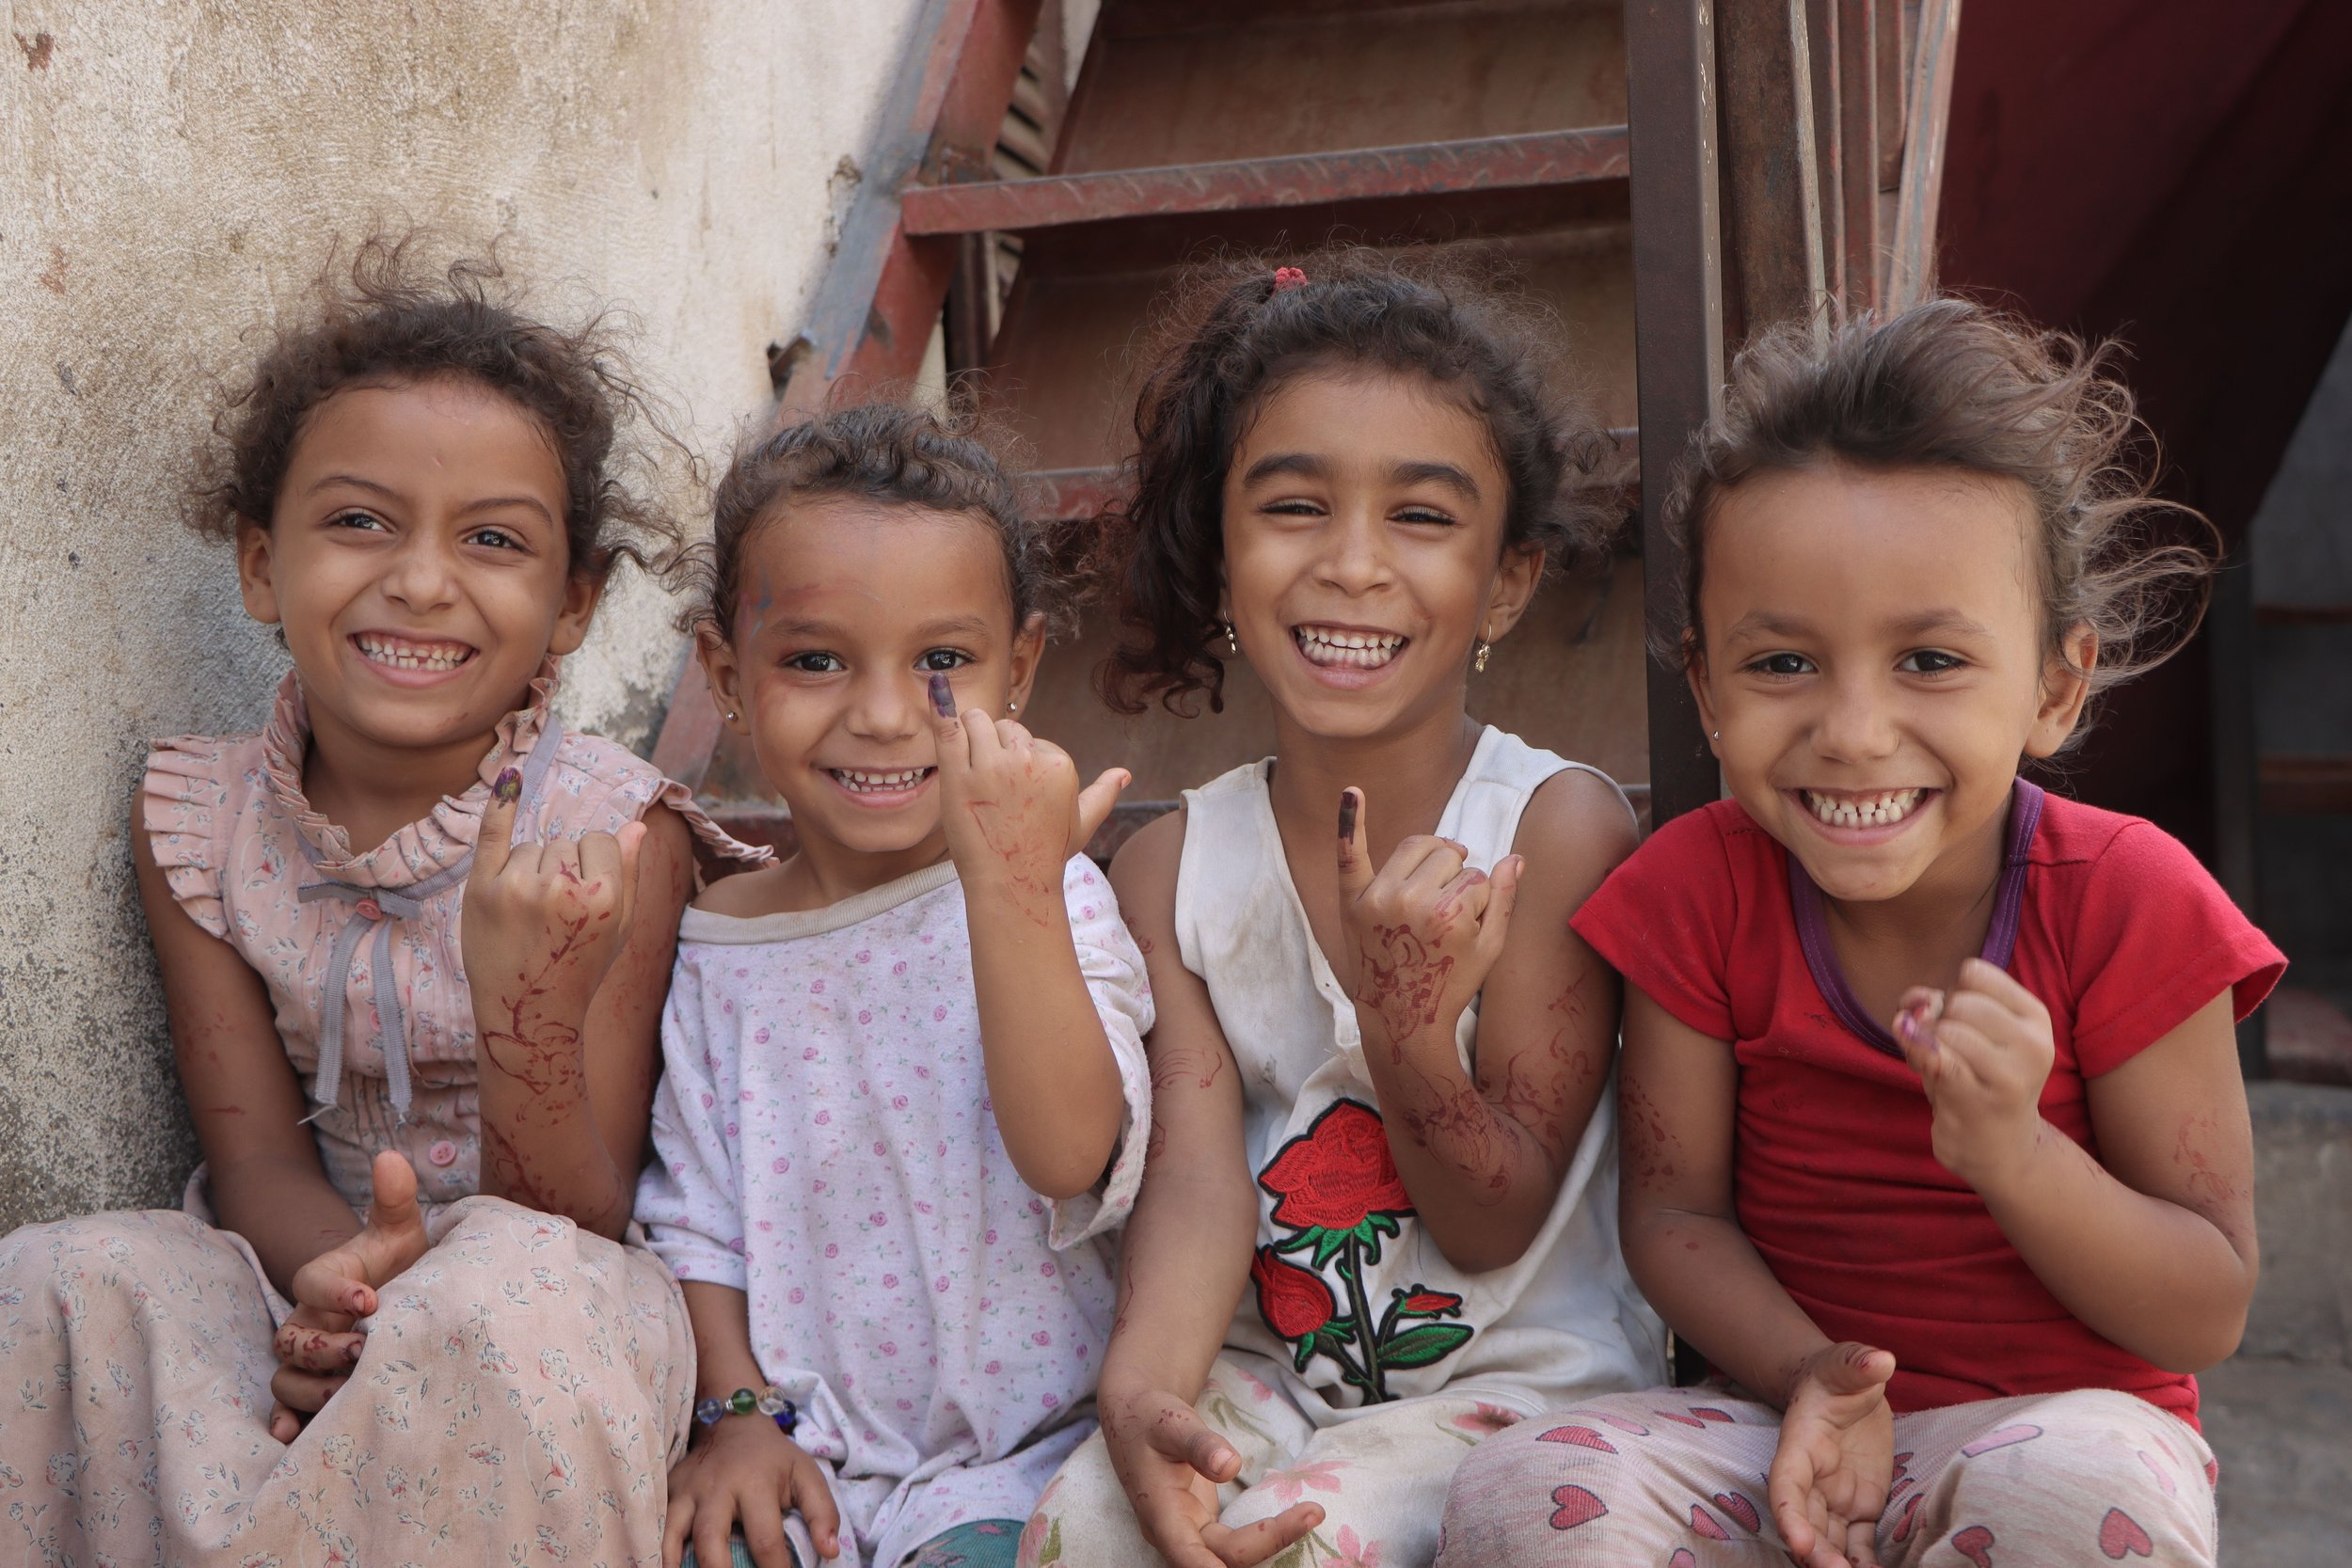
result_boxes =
[0,0,921,1228]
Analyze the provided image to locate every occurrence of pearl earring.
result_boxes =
[1226,623,1239,656]
[1008,700,1019,715]
[725,709,739,722]
[1473,640,1491,673]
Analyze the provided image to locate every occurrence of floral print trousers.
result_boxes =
[0,1196,694,1567]
[1014,1355,1517,1568]
[1434,1386,2217,1567]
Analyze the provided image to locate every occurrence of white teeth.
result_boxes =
[1804,788,1925,830]
[1295,626,1406,669]
[831,768,931,794]
[355,635,471,672]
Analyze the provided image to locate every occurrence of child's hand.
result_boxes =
[1098,1381,1322,1568]
[1892,958,2056,1188]
[663,1415,841,1568]
[267,1149,428,1441]
[1335,786,1522,1052]
[930,673,1127,896]
[463,772,644,1048]
[1769,1341,1897,1568]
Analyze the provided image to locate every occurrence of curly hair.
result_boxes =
[1662,299,2217,726]
[186,234,684,581]
[678,401,1065,644]
[1094,247,1621,716]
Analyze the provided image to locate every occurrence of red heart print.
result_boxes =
[1713,1492,1760,1532]
[1549,1485,1608,1530]
[1538,1426,1617,1453]
[2098,1508,2153,1560]
[1653,1409,1708,1429]
[2203,1459,2219,1489]
[1959,1424,2042,1457]
[1690,1406,1734,1423]
[1689,1505,1730,1540]
[1890,1450,1913,1484]
[1892,1494,1923,1543]
[2135,1450,2178,1498]
[1669,1553,1697,1568]
[1597,1414,1651,1436]
[1950,1525,1995,1567]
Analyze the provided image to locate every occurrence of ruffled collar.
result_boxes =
[261,657,563,885]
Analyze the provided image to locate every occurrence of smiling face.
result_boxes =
[237,375,596,761]
[1691,462,2093,905]
[700,496,1041,869]
[1219,366,1539,742]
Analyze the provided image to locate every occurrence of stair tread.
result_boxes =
[903,127,1629,236]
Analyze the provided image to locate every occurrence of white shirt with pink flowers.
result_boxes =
[637,854,1152,1568]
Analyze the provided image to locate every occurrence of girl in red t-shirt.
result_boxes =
[1438,300,2282,1568]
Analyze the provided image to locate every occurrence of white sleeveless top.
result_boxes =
[1174,726,1666,1420]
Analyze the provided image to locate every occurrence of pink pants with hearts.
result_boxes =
[1434,1386,2217,1567]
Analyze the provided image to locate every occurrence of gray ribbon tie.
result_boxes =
[294,718,564,1124]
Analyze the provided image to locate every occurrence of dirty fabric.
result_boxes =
[1434,1386,2217,1567]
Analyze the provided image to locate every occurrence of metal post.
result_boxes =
[1627,0,1727,830]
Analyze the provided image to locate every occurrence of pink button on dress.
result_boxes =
[0,658,766,1565]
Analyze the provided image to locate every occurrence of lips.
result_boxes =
[1293,624,1406,671]
[351,632,477,673]
[826,767,934,796]
[1800,787,1927,830]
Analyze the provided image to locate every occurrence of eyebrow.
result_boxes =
[1721,609,1996,643]
[753,613,1000,642]
[1237,451,1483,501]
[306,473,559,527]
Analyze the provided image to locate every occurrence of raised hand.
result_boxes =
[1892,957,2057,1187]
[1769,1341,1896,1568]
[267,1148,429,1440]
[462,768,644,1081]
[1335,786,1522,1052]
[1098,1383,1323,1568]
[930,673,1127,899]
[663,1414,842,1568]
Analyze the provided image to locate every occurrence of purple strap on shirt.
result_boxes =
[1788,779,2045,1058]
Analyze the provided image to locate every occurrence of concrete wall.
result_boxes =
[0,0,924,1229]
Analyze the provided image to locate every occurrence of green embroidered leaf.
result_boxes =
[1354,1212,1404,1266]
[1037,1517,1063,1564]
[1376,1323,1473,1369]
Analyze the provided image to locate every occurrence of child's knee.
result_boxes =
[1436,1404,1661,1567]
[0,1211,239,1337]
[1917,1393,2215,1564]
[1015,1435,1143,1568]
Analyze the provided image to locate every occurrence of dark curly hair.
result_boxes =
[679,400,1065,644]
[1095,247,1620,716]
[186,235,683,581]
[1664,298,2217,731]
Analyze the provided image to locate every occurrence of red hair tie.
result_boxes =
[1272,266,1308,293]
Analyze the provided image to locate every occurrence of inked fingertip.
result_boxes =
[928,672,955,719]
[493,768,522,804]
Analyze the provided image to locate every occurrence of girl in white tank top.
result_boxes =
[1015,255,1664,1568]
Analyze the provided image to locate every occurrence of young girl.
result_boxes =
[633,403,1155,1568]
[1438,300,2281,1568]
[1015,256,1666,1568]
[0,246,762,1563]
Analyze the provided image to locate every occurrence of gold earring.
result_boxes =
[1473,640,1491,673]
[1226,622,1239,656]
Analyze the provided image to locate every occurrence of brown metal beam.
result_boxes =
[1836,0,1883,313]
[1626,0,1725,828]
[898,128,1632,237]
[1886,0,1961,309]
[1717,0,1828,338]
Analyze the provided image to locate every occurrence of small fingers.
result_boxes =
[739,1502,796,1568]
[267,1400,303,1444]
[691,1503,736,1568]
[269,1362,350,1417]
[1846,1516,1883,1568]
[1335,788,1372,901]
[1204,1503,1327,1567]
[789,1450,843,1557]
[661,1487,695,1568]
[274,1321,365,1372]
[1956,955,2049,1022]
[578,830,623,893]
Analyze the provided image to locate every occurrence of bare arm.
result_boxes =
[1907,964,2257,1371]
[933,697,1128,1199]
[1095,813,1322,1568]
[666,1281,842,1568]
[133,812,360,1294]
[470,798,693,1239]
[1347,771,1632,1273]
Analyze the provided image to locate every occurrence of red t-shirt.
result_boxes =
[1571,782,2283,1425]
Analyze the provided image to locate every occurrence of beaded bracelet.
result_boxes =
[694,1385,798,1433]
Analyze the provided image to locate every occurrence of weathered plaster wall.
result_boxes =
[0,0,922,1229]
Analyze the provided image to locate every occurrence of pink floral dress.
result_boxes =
[0,660,762,1567]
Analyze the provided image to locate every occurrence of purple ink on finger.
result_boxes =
[494,768,522,804]
[1338,789,1359,843]
[929,673,955,719]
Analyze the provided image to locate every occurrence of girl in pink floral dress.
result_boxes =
[0,245,760,1565]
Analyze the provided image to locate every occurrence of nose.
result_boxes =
[843,666,923,742]
[1312,501,1396,596]
[382,529,461,613]
[1813,670,1902,764]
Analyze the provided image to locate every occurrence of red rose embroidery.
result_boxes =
[1249,1247,1337,1340]
[1252,1101,1471,1401]
[1259,1100,1413,1252]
